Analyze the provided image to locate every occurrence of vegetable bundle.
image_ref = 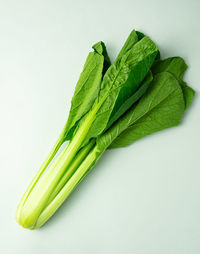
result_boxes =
[16,30,195,229]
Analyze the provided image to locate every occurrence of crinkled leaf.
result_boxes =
[93,42,111,75]
[96,72,185,150]
[64,41,111,140]
[116,30,139,61]
[106,71,153,128]
[81,35,158,145]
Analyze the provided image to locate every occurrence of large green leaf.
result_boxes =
[81,35,158,145]
[96,72,185,150]
[64,41,111,140]
[64,30,141,141]
[152,57,195,109]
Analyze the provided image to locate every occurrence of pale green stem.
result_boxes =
[17,103,101,229]
[34,145,101,229]
[16,86,110,229]
[15,127,66,223]
[46,140,95,206]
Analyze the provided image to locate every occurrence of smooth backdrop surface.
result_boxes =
[0,0,199,253]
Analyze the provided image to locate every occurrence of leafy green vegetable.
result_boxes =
[15,41,111,228]
[16,30,195,230]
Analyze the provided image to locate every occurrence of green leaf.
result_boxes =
[152,57,195,109]
[64,41,111,140]
[81,35,158,144]
[92,41,111,75]
[152,57,187,80]
[179,80,195,109]
[99,72,185,149]
[116,30,139,61]
[64,31,141,141]
[106,71,153,129]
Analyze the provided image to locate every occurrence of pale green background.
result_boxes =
[0,0,199,253]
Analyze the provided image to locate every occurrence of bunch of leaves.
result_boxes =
[16,30,195,229]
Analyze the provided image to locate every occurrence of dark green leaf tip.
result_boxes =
[92,41,105,55]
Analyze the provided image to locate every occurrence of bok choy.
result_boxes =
[16,30,195,229]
